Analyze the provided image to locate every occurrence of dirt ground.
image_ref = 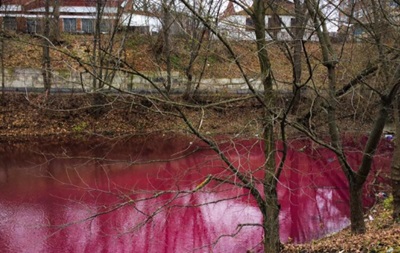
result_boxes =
[0,92,266,142]
[0,90,380,143]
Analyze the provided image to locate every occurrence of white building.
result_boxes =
[219,0,317,41]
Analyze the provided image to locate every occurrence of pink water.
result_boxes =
[0,135,393,252]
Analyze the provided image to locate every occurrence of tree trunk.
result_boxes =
[42,45,51,92]
[291,0,307,114]
[262,83,279,252]
[92,0,103,90]
[162,0,172,93]
[263,86,279,251]
[51,0,60,44]
[392,97,400,222]
[291,38,302,114]
[306,0,369,234]
[263,184,280,252]
[392,158,400,222]
[1,33,4,102]
[252,0,280,251]
[42,0,52,93]
[349,181,366,233]
[183,72,193,100]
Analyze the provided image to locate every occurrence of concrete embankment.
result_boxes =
[1,68,293,93]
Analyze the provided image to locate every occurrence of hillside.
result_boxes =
[2,33,374,88]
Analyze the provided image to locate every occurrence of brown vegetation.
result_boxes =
[2,34,371,85]
[283,202,400,252]
[0,93,264,142]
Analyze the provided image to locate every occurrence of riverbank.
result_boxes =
[283,202,400,252]
[0,92,265,142]
[0,90,379,143]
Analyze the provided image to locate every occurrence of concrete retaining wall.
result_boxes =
[1,68,291,93]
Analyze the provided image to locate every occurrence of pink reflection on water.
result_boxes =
[0,136,393,252]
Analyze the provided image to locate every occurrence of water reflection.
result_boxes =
[0,136,393,252]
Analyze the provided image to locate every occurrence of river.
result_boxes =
[0,135,393,252]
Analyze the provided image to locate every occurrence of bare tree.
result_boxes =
[0,24,5,101]
[249,0,280,250]
[42,0,52,94]
[392,96,400,222]
[260,0,311,113]
[178,1,215,100]
[305,0,400,234]
[175,0,286,251]
[89,0,128,116]
[150,0,176,92]
[0,0,3,101]
[50,0,60,44]
[335,0,400,225]
[287,0,310,113]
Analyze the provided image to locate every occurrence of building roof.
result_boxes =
[23,0,125,12]
[0,0,26,12]
[221,1,236,18]
[0,0,159,18]
[28,6,119,14]
[228,0,295,16]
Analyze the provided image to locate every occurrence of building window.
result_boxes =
[100,20,111,33]
[268,15,282,29]
[354,27,363,36]
[268,14,281,36]
[290,18,296,33]
[290,18,296,27]
[27,19,41,34]
[245,17,254,31]
[64,18,76,33]
[82,19,94,33]
[3,17,17,31]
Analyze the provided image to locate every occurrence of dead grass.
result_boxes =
[282,202,400,253]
